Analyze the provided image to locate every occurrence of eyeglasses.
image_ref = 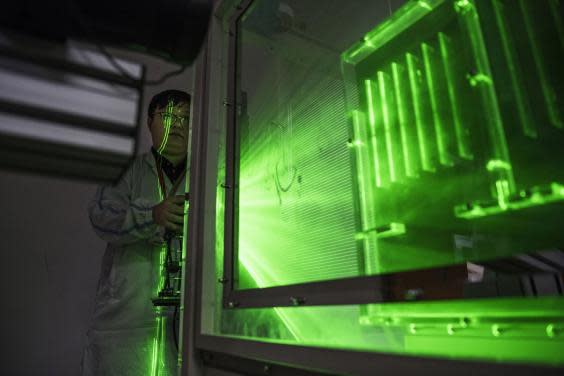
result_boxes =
[154,112,190,127]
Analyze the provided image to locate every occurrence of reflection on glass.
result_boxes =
[209,0,564,367]
[235,0,360,288]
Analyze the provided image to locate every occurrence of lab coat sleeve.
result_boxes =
[88,162,160,245]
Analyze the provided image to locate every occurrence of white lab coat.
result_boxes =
[82,152,185,376]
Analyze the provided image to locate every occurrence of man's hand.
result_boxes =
[152,195,185,233]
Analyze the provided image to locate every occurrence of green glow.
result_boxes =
[418,1,433,11]
[377,71,398,182]
[150,337,158,376]
[150,317,161,376]
[364,79,383,187]
[160,316,167,371]
[151,162,169,375]
[214,297,564,366]
[455,182,564,219]
[343,43,373,64]
[438,32,473,159]
[459,0,515,195]
[157,100,174,155]
[486,159,511,172]
[466,72,492,87]
[454,0,473,14]
[391,62,418,178]
[491,0,537,138]
[519,0,563,129]
[422,42,452,167]
[356,222,406,240]
[343,0,441,64]
[406,52,434,172]
[156,181,166,294]
[238,256,301,341]
[341,0,564,272]
[495,179,510,210]
[158,249,165,292]
[362,297,564,364]
[351,110,373,230]
[236,74,358,289]
[214,0,564,368]
[149,315,169,376]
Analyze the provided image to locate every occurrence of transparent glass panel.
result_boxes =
[232,1,395,288]
[206,297,564,366]
[204,0,564,367]
[232,0,564,288]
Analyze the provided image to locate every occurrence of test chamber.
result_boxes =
[179,0,564,375]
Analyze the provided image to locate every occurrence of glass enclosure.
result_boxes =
[232,0,380,288]
[205,0,564,367]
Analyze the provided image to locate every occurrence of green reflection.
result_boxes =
[342,0,564,274]
[157,100,174,155]
[237,75,358,289]
[217,0,564,368]
[217,297,564,365]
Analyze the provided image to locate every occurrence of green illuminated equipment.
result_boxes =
[209,0,564,370]
[340,0,564,363]
[342,0,564,274]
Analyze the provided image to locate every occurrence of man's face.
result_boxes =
[148,101,190,163]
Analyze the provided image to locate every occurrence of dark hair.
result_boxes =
[147,89,191,118]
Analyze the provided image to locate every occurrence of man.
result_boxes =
[82,90,191,375]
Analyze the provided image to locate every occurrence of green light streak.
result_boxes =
[351,110,373,230]
[150,339,158,376]
[519,0,563,129]
[238,256,301,341]
[364,79,383,187]
[150,317,161,376]
[364,297,564,364]
[422,42,452,167]
[495,179,510,210]
[460,0,515,194]
[491,0,537,138]
[377,71,398,182]
[454,0,472,14]
[342,43,374,64]
[438,32,473,159]
[151,160,169,375]
[158,249,165,292]
[466,72,492,87]
[392,62,417,178]
[417,0,433,11]
[220,297,564,365]
[156,180,166,294]
[160,316,166,371]
[406,53,433,172]
[157,100,174,154]
[344,0,442,64]
[455,182,564,219]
